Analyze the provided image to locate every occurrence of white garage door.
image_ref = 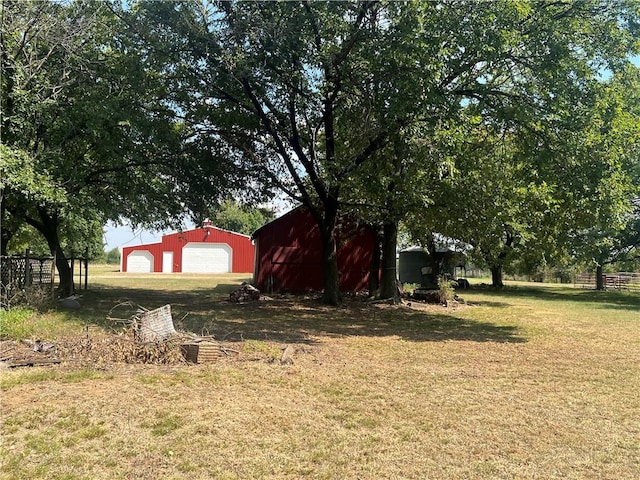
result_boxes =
[127,251,154,272]
[182,243,232,273]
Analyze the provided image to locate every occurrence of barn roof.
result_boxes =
[400,246,456,254]
[163,224,252,240]
[251,205,304,239]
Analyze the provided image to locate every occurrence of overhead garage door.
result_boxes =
[182,243,232,273]
[127,251,154,272]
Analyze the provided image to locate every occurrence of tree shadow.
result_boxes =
[473,285,640,311]
[194,303,525,344]
[465,300,513,308]
[67,285,526,345]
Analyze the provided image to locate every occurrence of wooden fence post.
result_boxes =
[51,252,56,300]
[25,248,31,288]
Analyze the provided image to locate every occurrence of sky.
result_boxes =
[102,222,169,251]
[102,221,197,252]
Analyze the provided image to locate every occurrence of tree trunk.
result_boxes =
[368,231,381,296]
[595,264,604,291]
[33,208,74,298]
[319,232,340,306]
[379,220,399,302]
[318,201,340,306]
[490,264,504,288]
[0,199,12,256]
[53,244,73,298]
[0,229,11,257]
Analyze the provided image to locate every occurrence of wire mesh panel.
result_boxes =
[1,255,55,305]
[30,258,55,285]
[136,305,176,342]
[1,257,26,289]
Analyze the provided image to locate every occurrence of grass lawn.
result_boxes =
[1,267,639,479]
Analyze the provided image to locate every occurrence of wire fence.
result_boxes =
[574,272,640,292]
[1,253,56,306]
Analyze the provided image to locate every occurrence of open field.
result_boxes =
[1,268,639,479]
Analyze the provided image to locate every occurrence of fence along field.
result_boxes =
[0,251,92,308]
[574,271,640,291]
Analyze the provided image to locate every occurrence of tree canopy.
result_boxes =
[1,0,245,294]
[2,0,639,299]
[206,200,275,237]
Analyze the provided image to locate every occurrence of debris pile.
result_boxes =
[56,329,187,365]
[0,339,61,368]
[229,283,261,303]
[107,302,237,364]
[2,297,305,368]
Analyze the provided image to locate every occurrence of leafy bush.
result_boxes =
[402,283,420,296]
[105,248,121,265]
[437,276,456,304]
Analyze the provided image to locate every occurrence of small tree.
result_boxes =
[105,248,121,265]
[203,200,275,237]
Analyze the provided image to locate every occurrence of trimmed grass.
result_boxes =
[1,271,639,479]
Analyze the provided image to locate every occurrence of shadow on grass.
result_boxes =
[65,284,525,345]
[471,284,640,311]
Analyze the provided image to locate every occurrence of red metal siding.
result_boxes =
[162,227,254,273]
[121,243,163,272]
[121,226,254,273]
[253,207,376,293]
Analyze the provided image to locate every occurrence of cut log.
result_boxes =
[5,358,62,368]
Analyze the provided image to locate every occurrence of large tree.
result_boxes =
[1,1,170,295]
[1,0,238,295]
[406,61,640,288]
[131,1,419,304]
[338,0,640,290]
[569,67,640,288]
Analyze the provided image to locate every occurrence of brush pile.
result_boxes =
[229,283,261,303]
[0,339,61,368]
[99,301,238,364]
[55,327,187,365]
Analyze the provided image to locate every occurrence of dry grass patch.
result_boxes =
[1,276,639,479]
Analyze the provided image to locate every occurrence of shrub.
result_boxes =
[105,248,121,265]
[437,276,456,304]
[402,283,420,297]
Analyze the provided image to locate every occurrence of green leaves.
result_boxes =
[0,145,65,207]
[205,200,275,236]
[3,0,639,284]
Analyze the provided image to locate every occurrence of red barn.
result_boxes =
[121,221,254,273]
[251,207,378,293]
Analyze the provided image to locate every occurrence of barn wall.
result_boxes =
[336,230,376,292]
[255,208,323,292]
[253,207,376,293]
